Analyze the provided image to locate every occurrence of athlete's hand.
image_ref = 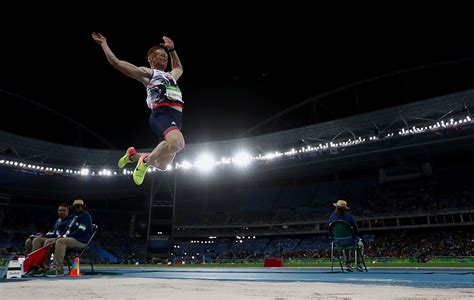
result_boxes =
[92,32,107,45]
[160,36,175,51]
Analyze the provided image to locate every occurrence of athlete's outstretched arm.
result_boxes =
[92,32,151,83]
[161,36,183,80]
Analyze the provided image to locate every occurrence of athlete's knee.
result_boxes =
[168,137,185,153]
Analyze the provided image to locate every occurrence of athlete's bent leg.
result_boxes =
[147,130,185,170]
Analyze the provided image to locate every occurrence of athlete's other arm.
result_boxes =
[92,32,151,84]
[160,36,183,80]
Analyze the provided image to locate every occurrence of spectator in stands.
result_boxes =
[329,200,364,271]
[45,199,93,276]
[24,203,71,256]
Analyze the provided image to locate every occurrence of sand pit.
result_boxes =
[1,277,473,299]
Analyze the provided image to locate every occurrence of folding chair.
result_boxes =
[329,220,367,272]
[66,224,98,273]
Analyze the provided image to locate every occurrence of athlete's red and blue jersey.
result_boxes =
[146,69,183,110]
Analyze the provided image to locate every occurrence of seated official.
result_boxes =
[25,203,71,255]
[45,199,93,276]
[329,200,364,272]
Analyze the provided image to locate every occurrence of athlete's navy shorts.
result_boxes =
[149,106,183,140]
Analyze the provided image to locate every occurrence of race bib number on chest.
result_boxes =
[165,85,182,102]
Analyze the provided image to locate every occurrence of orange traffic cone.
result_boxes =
[68,257,81,277]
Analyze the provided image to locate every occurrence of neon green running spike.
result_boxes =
[118,147,136,168]
[133,155,149,185]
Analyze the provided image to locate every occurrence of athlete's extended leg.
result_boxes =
[132,130,184,185]
[118,147,138,168]
[118,146,155,168]
[147,130,185,168]
[130,152,150,162]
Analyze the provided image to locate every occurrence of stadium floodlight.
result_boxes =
[80,168,90,176]
[195,153,215,172]
[220,157,231,165]
[181,160,192,170]
[264,152,277,160]
[233,151,251,167]
[284,148,297,156]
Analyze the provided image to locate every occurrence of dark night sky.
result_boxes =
[2,6,474,150]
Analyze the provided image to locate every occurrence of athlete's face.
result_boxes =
[148,48,168,70]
